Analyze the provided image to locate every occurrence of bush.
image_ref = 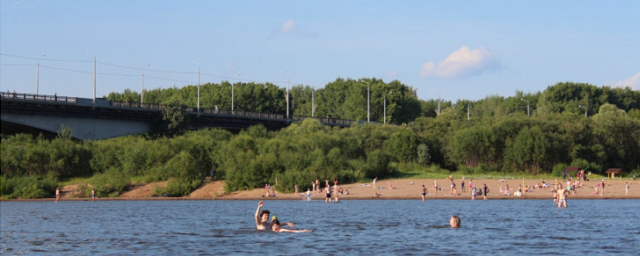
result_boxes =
[0,174,58,199]
[363,149,392,178]
[551,163,567,177]
[160,178,201,196]
[92,168,130,197]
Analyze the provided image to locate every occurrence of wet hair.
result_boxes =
[260,210,270,218]
[451,215,461,228]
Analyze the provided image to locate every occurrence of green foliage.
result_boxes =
[2,79,640,198]
[0,174,58,199]
[92,168,130,197]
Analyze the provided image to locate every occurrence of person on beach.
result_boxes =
[373,177,377,189]
[471,186,476,200]
[461,177,466,192]
[255,201,293,230]
[91,188,96,202]
[468,179,473,191]
[625,182,629,196]
[55,187,60,202]
[271,218,311,233]
[556,184,569,208]
[600,179,606,196]
[306,188,311,201]
[450,216,461,228]
[483,184,488,200]
[421,185,427,201]
[450,178,456,195]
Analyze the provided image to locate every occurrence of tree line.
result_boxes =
[1,80,639,199]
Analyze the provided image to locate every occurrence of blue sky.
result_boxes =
[1,0,639,102]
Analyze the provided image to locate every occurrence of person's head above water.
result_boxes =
[450,216,461,228]
[260,210,270,223]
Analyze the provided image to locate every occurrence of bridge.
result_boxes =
[1,92,355,140]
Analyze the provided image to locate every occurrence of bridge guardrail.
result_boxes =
[2,91,355,126]
[1,92,77,104]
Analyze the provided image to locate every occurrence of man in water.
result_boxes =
[450,216,461,228]
[255,201,293,230]
[556,184,569,208]
[421,185,427,201]
[91,188,96,202]
[55,187,60,202]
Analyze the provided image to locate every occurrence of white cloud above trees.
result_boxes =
[420,46,502,79]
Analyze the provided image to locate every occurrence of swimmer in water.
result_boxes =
[271,217,311,233]
[255,201,293,230]
[450,215,461,228]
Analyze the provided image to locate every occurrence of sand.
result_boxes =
[40,177,640,201]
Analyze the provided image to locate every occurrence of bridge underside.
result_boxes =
[1,120,59,139]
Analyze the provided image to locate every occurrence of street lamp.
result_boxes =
[192,61,200,114]
[36,54,46,96]
[579,105,588,118]
[521,98,530,117]
[384,91,393,124]
[431,88,440,116]
[141,64,149,103]
[280,71,290,121]
[86,49,96,107]
[361,80,370,123]
[233,73,240,111]
[312,83,319,118]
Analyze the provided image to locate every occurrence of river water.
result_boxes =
[1,199,639,255]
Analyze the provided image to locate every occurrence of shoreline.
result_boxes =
[2,178,639,202]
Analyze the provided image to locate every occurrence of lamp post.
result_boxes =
[36,54,46,96]
[521,98,530,117]
[384,91,393,124]
[312,83,318,118]
[361,80,370,123]
[87,49,96,107]
[141,64,149,103]
[579,105,588,118]
[233,73,240,111]
[431,88,440,116]
[192,61,200,114]
[281,71,290,121]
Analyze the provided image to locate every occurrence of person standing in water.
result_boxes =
[55,187,60,203]
[421,185,427,201]
[91,188,96,202]
[556,184,569,208]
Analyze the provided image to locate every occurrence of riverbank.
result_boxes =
[4,177,639,201]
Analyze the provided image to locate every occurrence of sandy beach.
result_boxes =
[38,177,640,201]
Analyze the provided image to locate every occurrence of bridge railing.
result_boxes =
[110,101,162,110]
[1,91,77,104]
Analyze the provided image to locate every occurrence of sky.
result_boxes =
[1,0,639,102]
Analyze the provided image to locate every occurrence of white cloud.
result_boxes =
[419,46,502,78]
[614,72,640,90]
[282,19,296,33]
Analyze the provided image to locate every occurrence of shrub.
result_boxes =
[92,168,130,197]
[0,174,58,199]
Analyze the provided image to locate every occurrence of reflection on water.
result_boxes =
[2,199,639,255]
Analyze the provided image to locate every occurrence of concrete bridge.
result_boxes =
[1,92,355,140]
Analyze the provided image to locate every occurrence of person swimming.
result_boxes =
[450,216,461,228]
[271,217,311,233]
[255,201,293,230]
